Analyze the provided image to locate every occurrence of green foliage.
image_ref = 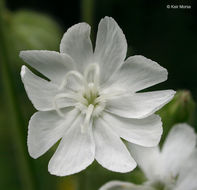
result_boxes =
[10,10,62,50]
[3,10,62,70]
[0,8,63,190]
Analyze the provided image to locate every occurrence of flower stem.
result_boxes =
[81,0,95,39]
[81,0,94,25]
[0,1,37,190]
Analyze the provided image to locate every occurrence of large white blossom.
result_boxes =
[100,123,197,190]
[20,16,175,176]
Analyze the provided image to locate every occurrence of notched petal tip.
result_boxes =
[97,159,137,174]
[94,118,137,173]
[47,115,95,177]
[101,16,114,22]
[59,22,93,73]
[95,16,127,84]
[48,155,94,177]
[60,22,91,49]
[48,162,89,177]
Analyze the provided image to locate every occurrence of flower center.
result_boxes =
[53,64,106,133]
[83,83,99,106]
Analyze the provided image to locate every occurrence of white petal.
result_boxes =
[106,90,175,119]
[20,50,74,84]
[94,16,127,84]
[128,144,161,180]
[48,114,95,176]
[104,55,168,92]
[161,123,196,177]
[175,150,197,190]
[99,181,154,190]
[103,113,162,147]
[94,117,136,173]
[21,66,75,111]
[28,108,78,158]
[60,23,93,73]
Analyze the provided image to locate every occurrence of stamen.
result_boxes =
[53,64,105,120]
[81,104,94,133]
[88,83,98,97]
[77,94,89,105]
[95,90,127,103]
[84,64,100,86]
[59,70,85,90]
[93,102,106,117]
[75,102,87,113]
[84,83,97,101]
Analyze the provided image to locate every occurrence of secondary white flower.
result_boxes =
[100,123,197,190]
[100,181,153,190]
[20,16,175,176]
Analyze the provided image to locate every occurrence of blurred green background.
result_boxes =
[0,0,197,190]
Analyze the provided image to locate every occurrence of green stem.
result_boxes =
[81,0,94,25]
[0,1,37,190]
[81,0,95,39]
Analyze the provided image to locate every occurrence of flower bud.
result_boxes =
[157,90,196,144]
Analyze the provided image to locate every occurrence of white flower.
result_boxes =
[100,181,153,190]
[20,16,175,176]
[100,123,197,190]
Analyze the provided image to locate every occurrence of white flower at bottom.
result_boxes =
[20,16,175,176]
[100,181,154,190]
[100,124,197,190]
